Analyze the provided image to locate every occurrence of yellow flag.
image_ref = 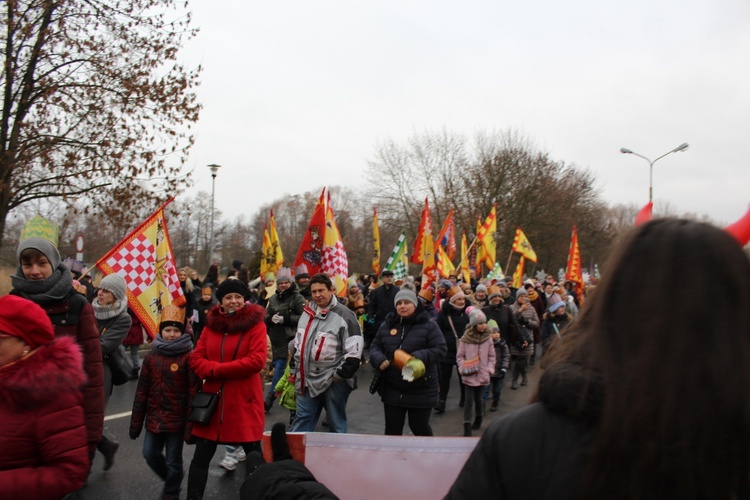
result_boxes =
[95,198,185,339]
[260,224,272,277]
[476,205,497,270]
[511,227,537,263]
[269,210,284,273]
[436,245,455,278]
[512,255,526,289]
[475,216,484,272]
[460,232,471,284]
[372,208,381,275]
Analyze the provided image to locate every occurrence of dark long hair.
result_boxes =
[545,219,750,499]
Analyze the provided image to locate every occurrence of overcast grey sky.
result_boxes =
[181,0,750,226]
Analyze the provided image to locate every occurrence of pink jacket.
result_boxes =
[457,337,496,387]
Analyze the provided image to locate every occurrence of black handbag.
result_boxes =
[106,348,134,386]
[188,390,221,424]
[188,331,246,424]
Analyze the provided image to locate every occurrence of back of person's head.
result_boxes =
[547,218,750,498]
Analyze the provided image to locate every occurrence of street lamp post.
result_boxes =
[207,164,221,267]
[620,143,689,204]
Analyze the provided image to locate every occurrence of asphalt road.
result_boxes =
[79,357,542,499]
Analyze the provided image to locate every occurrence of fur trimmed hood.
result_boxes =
[206,302,265,334]
[0,336,85,409]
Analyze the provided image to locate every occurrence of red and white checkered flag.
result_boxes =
[95,198,185,339]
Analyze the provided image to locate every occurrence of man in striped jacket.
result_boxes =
[290,274,363,433]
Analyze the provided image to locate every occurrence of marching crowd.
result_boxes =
[2,214,749,499]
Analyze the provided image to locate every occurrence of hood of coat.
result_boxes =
[206,302,265,334]
[538,361,603,425]
[0,336,85,408]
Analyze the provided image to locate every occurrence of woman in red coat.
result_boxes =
[0,295,89,499]
[187,279,267,500]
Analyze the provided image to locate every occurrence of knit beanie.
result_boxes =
[439,279,453,290]
[0,295,55,349]
[486,319,500,332]
[448,289,466,305]
[516,287,528,299]
[468,307,487,328]
[99,273,128,303]
[394,288,418,308]
[475,284,488,295]
[17,237,61,270]
[547,293,563,312]
[276,267,293,284]
[216,278,250,302]
[547,300,565,313]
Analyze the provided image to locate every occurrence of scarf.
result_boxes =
[92,297,128,320]
[10,263,73,305]
[527,289,539,301]
[461,326,492,345]
[153,333,194,356]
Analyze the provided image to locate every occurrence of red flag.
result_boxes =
[635,202,653,226]
[564,226,584,299]
[435,210,456,260]
[294,188,327,277]
[95,198,184,339]
[410,198,432,265]
[725,205,750,247]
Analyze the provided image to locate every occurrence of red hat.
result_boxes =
[0,295,55,349]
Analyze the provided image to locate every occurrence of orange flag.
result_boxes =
[460,232,471,284]
[564,226,584,299]
[372,208,381,276]
[411,198,432,265]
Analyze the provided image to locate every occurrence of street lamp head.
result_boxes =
[673,143,689,153]
[620,148,634,154]
[207,164,221,177]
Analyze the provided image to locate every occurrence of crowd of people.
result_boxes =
[2,213,749,499]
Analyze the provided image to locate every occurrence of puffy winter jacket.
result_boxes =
[0,337,89,499]
[190,303,268,443]
[369,310,447,408]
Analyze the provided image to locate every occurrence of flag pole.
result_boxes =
[505,247,514,279]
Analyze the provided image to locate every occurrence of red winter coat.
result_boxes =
[12,289,104,451]
[190,303,267,443]
[0,337,89,499]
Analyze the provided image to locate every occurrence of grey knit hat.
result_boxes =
[516,287,528,298]
[17,237,61,270]
[468,307,487,328]
[99,273,128,303]
[394,288,418,308]
[475,284,488,294]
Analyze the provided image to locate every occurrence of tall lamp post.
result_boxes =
[207,164,221,266]
[620,143,689,204]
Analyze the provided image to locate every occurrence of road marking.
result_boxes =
[104,381,272,421]
[104,411,132,421]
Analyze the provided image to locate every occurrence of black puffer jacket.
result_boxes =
[445,362,602,499]
[369,309,447,408]
[436,303,469,365]
[265,283,306,360]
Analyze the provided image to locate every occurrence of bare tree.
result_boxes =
[0,0,201,251]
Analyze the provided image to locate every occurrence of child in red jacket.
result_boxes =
[130,306,201,500]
